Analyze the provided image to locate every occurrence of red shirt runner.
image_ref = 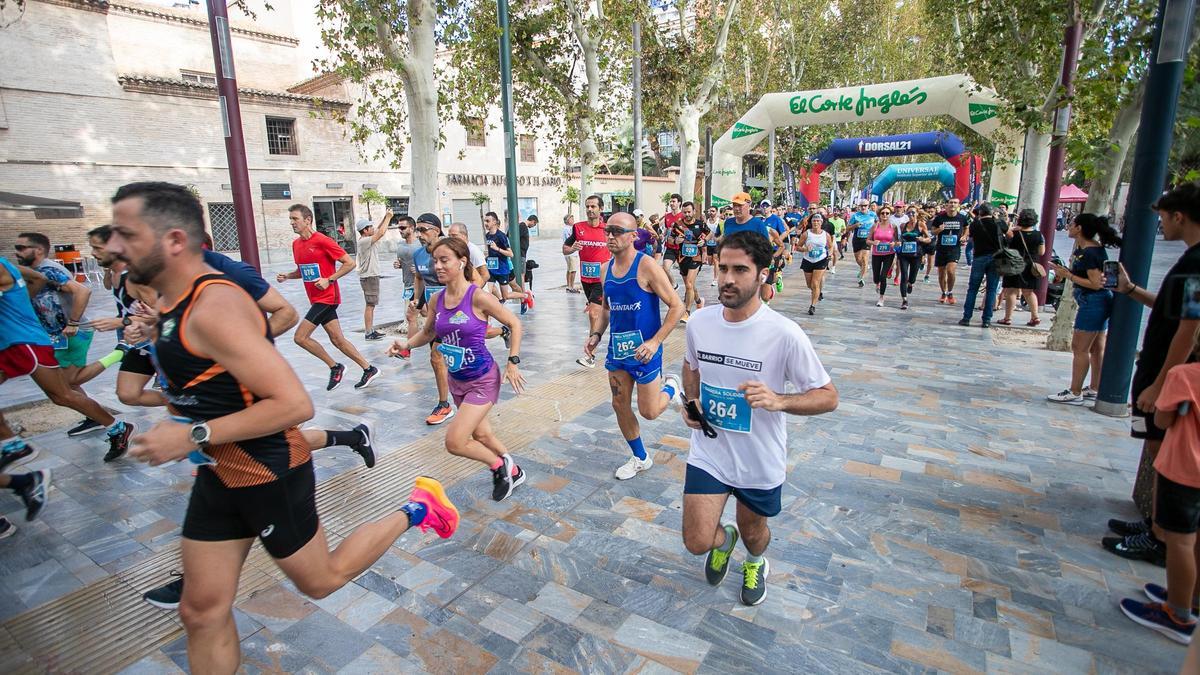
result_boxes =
[567,220,610,283]
[663,211,683,250]
[291,232,345,305]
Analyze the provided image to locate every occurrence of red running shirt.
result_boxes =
[291,232,346,305]
[565,220,611,283]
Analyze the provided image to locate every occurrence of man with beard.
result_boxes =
[563,195,611,368]
[276,204,379,391]
[676,201,707,322]
[678,230,838,605]
[14,231,134,460]
[105,182,459,671]
[930,198,970,304]
[582,212,685,481]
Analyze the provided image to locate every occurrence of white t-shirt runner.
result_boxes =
[684,303,831,490]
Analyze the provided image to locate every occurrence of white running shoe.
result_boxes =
[1047,389,1085,405]
[711,279,717,287]
[876,299,884,307]
[662,373,683,408]
[614,455,653,480]
[576,355,596,369]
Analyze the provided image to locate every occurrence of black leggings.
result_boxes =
[871,254,895,295]
[898,255,921,298]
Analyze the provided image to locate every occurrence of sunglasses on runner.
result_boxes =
[13,244,33,251]
[605,226,636,236]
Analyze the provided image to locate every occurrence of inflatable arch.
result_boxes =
[711,75,1020,208]
[798,131,972,206]
[867,161,957,202]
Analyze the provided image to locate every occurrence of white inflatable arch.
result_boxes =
[710,74,1021,207]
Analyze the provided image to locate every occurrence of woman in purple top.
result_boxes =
[388,237,529,502]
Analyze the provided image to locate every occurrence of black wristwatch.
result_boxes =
[189,421,212,448]
[508,355,521,365]
[122,317,133,327]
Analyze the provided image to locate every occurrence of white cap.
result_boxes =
[355,218,374,232]
[632,209,645,218]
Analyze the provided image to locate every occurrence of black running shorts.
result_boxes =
[182,460,319,559]
[119,345,155,376]
[304,303,339,326]
[1155,474,1200,534]
[582,281,604,305]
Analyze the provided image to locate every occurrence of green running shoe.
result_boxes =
[741,557,769,606]
[775,278,783,293]
[704,525,738,586]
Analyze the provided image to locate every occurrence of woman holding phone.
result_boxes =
[1046,213,1123,406]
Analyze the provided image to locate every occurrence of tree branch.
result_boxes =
[693,0,739,110]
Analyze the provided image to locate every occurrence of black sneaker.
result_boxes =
[143,572,184,610]
[18,469,50,521]
[67,418,104,437]
[704,525,738,586]
[1109,517,1151,537]
[103,422,134,463]
[492,455,515,502]
[365,330,385,341]
[327,363,346,391]
[957,318,971,326]
[740,557,769,606]
[354,365,381,389]
[858,280,865,288]
[350,423,375,469]
[0,442,37,474]
[0,517,15,539]
[807,305,815,316]
[1103,531,1166,566]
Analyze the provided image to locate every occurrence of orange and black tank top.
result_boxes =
[155,273,310,488]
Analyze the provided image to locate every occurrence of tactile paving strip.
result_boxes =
[1,334,686,673]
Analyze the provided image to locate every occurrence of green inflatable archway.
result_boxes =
[711,75,1021,207]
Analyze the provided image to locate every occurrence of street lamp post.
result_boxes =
[205,0,259,270]
[497,0,523,278]
[1095,0,1197,416]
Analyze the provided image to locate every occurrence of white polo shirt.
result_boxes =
[684,303,831,489]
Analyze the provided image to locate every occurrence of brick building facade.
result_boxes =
[0,0,572,259]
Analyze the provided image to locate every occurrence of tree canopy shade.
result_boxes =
[710,75,1021,208]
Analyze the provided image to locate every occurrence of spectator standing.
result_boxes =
[1118,343,1200,644]
[562,214,580,293]
[1046,213,1122,405]
[1104,183,1200,564]
[958,203,1008,327]
[998,209,1045,326]
[355,211,390,340]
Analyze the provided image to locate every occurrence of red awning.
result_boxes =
[1059,184,1089,204]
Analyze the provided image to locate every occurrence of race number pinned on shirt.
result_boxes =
[403,287,415,301]
[50,333,68,350]
[874,243,893,255]
[900,241,919,254]
[299,263,321,282]
[437,343,466,372]
[682,244,699,257]
[700,382,751,433]
[940,234,959,247]
[486,257,499,271]
[805,246,826,262]
[581,261,602,278]
[610,329,643,360]
[424,285,444,304]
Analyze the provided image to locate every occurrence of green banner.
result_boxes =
[731,122,764,139]
[969,103,999,125]
[989,189,1017,206]
[711,195,732,208]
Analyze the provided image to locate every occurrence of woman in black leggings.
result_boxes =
[867,207,900,307]
[896,214,932,310]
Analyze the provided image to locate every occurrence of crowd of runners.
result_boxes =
[7,179,1200,668]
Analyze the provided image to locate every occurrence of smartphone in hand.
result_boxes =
[1102,260,1119,290]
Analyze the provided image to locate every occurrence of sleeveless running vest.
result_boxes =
[0,258,52,350]
[802,230,829,262]
[155,273,309,488]
[604,252,662,363]
[434,284,494,380]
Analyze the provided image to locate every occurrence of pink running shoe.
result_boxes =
[410,476,459,539]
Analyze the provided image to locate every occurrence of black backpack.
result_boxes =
[988,219,1025,276]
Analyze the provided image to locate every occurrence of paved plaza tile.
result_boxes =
[0,236,1194,673]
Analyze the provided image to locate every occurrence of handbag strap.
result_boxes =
[1014,229,1034,261]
